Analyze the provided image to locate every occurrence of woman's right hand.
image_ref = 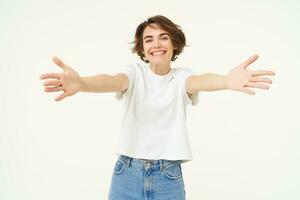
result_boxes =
[40,57,83,101]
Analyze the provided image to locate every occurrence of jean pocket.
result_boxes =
[162,163,182,180]
[113,159,126,175]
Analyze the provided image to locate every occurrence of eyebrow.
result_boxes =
[143,33,169,40]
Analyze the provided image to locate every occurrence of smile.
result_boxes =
[151,50,166,56]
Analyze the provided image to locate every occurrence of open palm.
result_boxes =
[226,54,275,95]
[40,57,83,101]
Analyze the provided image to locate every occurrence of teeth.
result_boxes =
[152,51,165,56]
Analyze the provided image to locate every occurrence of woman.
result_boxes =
[40,15,275,200]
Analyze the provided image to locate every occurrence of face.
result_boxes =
[142,24,175,66]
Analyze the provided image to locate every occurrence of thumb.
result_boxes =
[52,56,67,70]
[240,54,259,69]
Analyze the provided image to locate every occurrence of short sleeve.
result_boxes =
[115,64,136,100]
[181,68,199,106]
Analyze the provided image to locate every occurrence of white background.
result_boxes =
[0,0,299,199]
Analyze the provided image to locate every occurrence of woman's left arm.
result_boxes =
[186,54,276,95]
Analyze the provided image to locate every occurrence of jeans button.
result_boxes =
[144,162,151,170]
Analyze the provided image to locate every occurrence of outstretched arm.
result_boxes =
[40,57,128,101]
[186,54,275,95]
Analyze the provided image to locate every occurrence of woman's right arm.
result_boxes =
[40,57,128,101]
[80,73,128,93]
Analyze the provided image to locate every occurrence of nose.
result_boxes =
[153,38,161,48]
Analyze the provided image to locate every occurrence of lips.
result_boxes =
[151,50,166,56]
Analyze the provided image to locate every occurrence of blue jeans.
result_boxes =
[108,155,186,200]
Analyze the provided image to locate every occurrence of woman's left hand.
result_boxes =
[226,54,276,95]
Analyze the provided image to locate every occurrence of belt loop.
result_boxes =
[126,157,132,168]
[159,160,163,172]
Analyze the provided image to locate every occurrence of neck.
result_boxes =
[149,62,171,75]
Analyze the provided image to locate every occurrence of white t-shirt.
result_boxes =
[115,62,199,163]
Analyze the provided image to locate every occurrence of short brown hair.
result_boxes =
[131,15,187,63]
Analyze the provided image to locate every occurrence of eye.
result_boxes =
[145,39,152,43]
[161,37,169,40]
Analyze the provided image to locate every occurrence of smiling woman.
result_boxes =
[131,15,186,64]
[39,15,275,200]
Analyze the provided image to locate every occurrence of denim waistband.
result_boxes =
[117,154,181,172]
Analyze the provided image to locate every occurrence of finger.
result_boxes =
[252,70,276,76]
[52,57,67,70]
[40,73,61,80]
[43,80,62,87]
[250,76,272,84]
[240,54,259,69]
[245,82,269,89]
[44,86,61,92]
[55,93,66,101]
[240,87,255,95]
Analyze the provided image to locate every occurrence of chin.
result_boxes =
[148,58,171,65]
[149,60,166,66]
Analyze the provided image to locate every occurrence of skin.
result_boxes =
[40,23,275,101]
[142,24,174,76]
